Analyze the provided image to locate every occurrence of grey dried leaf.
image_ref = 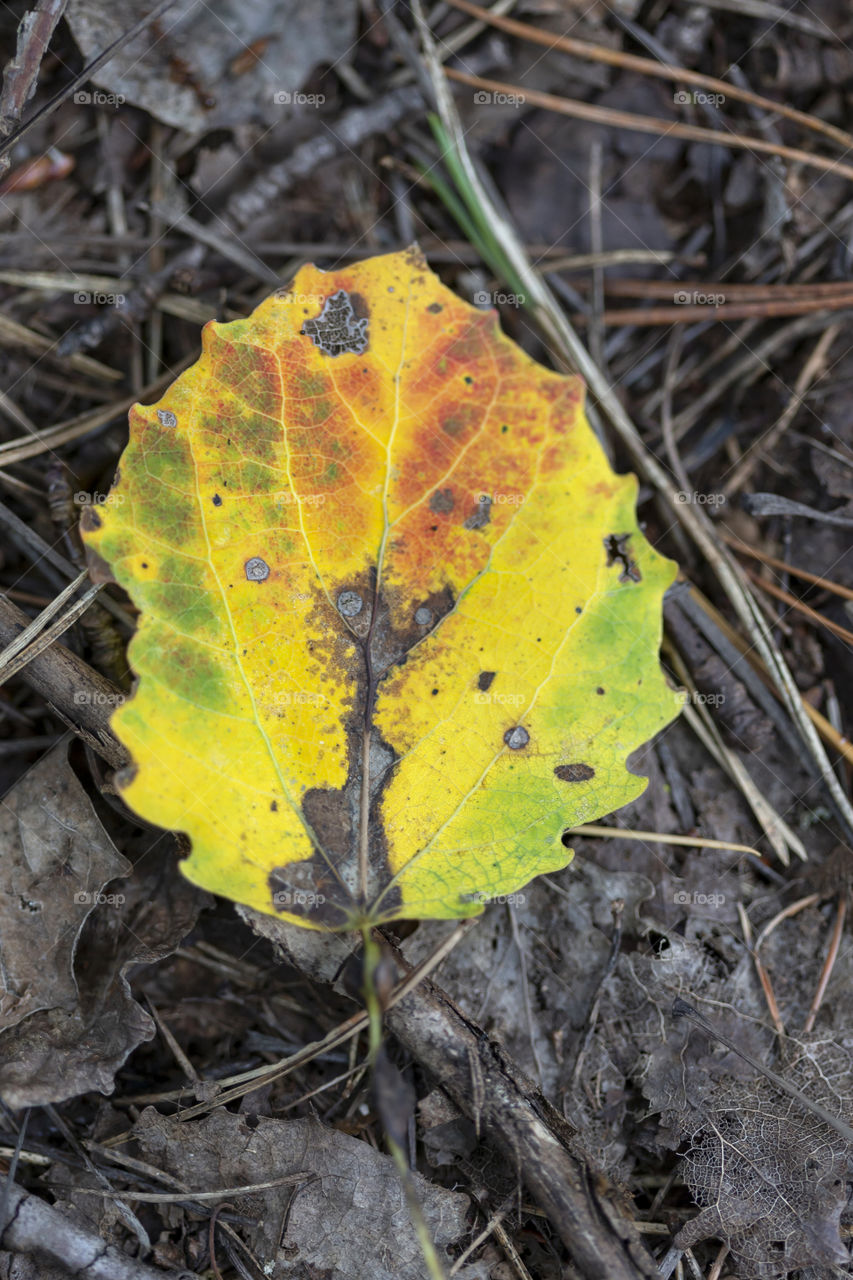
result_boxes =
[0,743,207,1106]
[64,0,357,131]
[134,1107,475,1280]
[673,1043,853,1278]
[0,740,131,1030]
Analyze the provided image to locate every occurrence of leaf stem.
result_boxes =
[360,926,448,1280]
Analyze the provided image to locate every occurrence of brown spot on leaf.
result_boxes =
[478,671,496,691]
[429,488,455,514]
[554,763,595,782]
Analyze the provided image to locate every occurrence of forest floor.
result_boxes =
[1,2,853,1279]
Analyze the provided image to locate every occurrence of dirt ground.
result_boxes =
[1,2,853,1278]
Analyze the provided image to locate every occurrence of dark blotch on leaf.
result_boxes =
[429,488,455,514]
[504,726,529,750]
[464,495,491,530]
[212,494,222,507]
[554,763,595,782]
[478,671,496,691]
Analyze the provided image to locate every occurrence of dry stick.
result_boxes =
[0,0,179,164]
[665,640,805,863]
[569,825,762,856]
[381,939,660,1280]
[0,578,106,687]
[689,583,853,767]
[507,902,545,1087]
[743,568,853,647]
[0,0,67,175]
[668,313,828,438]
[0,1180,193,1280]
[672,998,853,1148]
[721,535,853,603]
[707,1243,730,1280]
[592,279,853,300]
[444,0,853,151]
[449,1200,512,1275]
[593,299,853,325]
[224,85,424,230]
[0,594,127,767]
[724,322,841,495]
[0,313,122,382]
[802,895,847,1034]
[745,895,824,1035]
[736,902,785,1037]
[444,69,853,185]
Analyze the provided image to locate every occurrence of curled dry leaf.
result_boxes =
[81,247,680,932]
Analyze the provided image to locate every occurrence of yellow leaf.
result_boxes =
[81,247,681,930]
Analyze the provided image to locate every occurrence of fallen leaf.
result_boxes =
[134,1107,475,1280]
[65,0,356,131]
[0,742,208,1105]
[81,247,680,931]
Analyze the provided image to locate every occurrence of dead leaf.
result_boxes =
[0,742,208,1105]
[133,1107,476,1280]
[65,0,356,131]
